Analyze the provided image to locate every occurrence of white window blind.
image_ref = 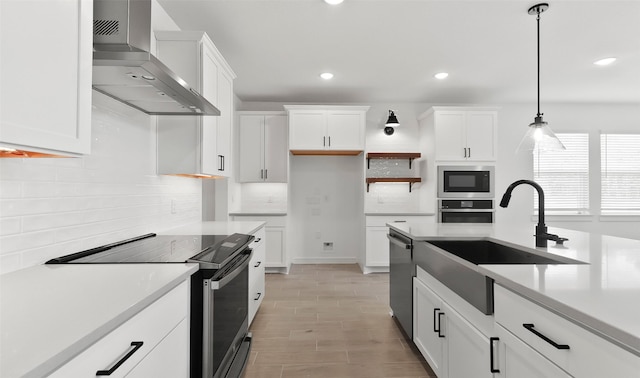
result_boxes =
[601,133,640,212]
[533,133,589,211]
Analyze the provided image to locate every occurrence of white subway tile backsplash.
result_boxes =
[0,94,202,275]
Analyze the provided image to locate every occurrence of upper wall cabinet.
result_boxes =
[420,107,498,162]
[238,112,288,183]
[285,105,369,155]
[155,31,235,177]
[0,0,93,157]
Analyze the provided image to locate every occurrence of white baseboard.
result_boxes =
[291,257,358,264]
[361,266,390,274]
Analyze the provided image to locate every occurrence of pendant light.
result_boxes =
[384,110,399,135]
[516,3,566,153]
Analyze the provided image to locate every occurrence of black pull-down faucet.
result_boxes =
[499,179,568,247]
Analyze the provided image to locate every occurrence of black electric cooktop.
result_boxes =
[46,233,254,269]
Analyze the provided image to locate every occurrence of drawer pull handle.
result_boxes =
[437,312,445,338]
[254,292,262,301]
[433,308,440,333]
[254,238,261,243]
[96,341,144,376]
[254,261,262,268]
[523,323,570,350]
[489,337,500,373]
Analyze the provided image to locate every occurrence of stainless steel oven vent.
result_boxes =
[94,20,119,36]
[92,0,220,116]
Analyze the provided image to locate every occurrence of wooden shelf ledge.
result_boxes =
[366,177,422,192]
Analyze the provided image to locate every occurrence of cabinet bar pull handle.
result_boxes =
[468,148,471,158]
[323,136,326,146]
[489,337,500,373]
[254,261,261,267]
[523,323,570,349]
[433,308,440,333]
[437,312,445,338]
[265,169,268,180]
[463,148,467,158]
[96,341,144,375]
[328,136,331,146]
[254,292,262,300]
[260,169,263,179]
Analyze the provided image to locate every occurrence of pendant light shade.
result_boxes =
[517,3,566,153]
[384,110,399,135]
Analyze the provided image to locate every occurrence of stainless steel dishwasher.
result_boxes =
[388,230,414,339]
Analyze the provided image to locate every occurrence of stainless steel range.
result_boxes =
[46,233,254,378]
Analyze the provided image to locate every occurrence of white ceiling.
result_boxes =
[157,0,640,105]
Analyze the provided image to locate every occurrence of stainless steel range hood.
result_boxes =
[92,0,220,116]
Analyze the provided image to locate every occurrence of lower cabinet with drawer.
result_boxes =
[364,215,434,273]
[48,281,190,378]
[248,226,266,325]
[494,285,640,378]
[413,266,499,378]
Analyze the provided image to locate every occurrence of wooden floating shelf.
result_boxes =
[366,152,421,169]
[366,177,422,192]
[290,150,363,156]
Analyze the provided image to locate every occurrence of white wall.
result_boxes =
[0,93,203,275]
[289,156,364,263]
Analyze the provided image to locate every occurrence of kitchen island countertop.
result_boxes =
[387,222,640,357]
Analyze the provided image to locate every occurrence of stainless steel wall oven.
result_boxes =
[439,199,494,223]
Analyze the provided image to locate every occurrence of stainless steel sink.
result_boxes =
[426,240,574,265]
[413,239,584,314]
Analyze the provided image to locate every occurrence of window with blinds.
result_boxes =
[533,133,589,211]
[601,133,640,212]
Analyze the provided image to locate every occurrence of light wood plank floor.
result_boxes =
[244,264,436,378]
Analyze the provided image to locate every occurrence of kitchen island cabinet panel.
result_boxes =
[0,0,92,156]
[494,284,640,378]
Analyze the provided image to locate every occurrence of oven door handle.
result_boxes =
[209,251,252,290]
[387,234,411,249]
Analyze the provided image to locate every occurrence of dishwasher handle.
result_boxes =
[387,234,411,249]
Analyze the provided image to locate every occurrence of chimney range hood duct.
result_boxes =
[92,0,220,116]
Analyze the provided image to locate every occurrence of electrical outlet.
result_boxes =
[323,242,333,251]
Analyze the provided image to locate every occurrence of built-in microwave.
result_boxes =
[437,165,495,198]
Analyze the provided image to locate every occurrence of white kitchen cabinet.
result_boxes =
[413,266,498,378]
[248,226,266,325]
[363,216,433,273]
[238,112,288,183]
[419,107,498,162]
[0,0,92,157]
[155,31,235,177]
[285,105,369,154]
[49,281,189,378]
[230,215,288,273]
[495,323,571,378]
[494,285,640,378]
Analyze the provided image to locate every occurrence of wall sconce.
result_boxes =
[384,110,399,135]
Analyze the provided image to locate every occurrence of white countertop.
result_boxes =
[387,222,640,356]
[0,221,264,378]
[0,264,198,378]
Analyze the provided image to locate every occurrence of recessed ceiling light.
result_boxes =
[324,0,344,4]
[320,72,334,80]
[434,72,449,80]
[594,57,617,66]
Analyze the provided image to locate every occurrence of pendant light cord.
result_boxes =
[536,10,542,118]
